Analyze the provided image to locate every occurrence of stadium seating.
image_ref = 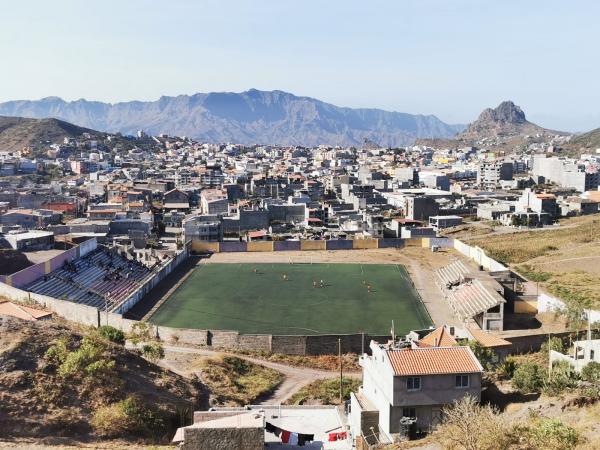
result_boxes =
[25,247,153,311]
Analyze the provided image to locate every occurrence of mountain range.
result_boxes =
[0,89,464,147]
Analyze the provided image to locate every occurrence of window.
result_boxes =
[402,407,416,419]
[591,349,595,361]
[455,375,469,388]
[406,377,421,391]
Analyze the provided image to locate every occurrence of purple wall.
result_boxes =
[220,241,248,252]
[10,263,46,288]
[274,241,301,251]
[50,247,77,271]
[378,238,405,248]
[325,240,354,250]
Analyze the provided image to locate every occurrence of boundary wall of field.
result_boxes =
[190,238,415,254]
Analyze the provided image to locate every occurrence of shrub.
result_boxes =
[581,361,600,382]
[544,360,578,395]
[512,363,547,393]
[44,336,70,365]
[129,322,154,345]
[497,357,517,379]
[92,395,169,438]
[540,336,565,356]
[98,325,125,345]
[141,342,165,363]
[468,340,496,371]
[527,418,580,450]
[91,402,131,437]
[436,396,516,450]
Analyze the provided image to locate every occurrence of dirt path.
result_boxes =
[155,344,361,404]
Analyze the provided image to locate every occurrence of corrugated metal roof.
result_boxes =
[386,346,482,376]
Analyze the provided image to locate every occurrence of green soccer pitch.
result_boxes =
[149,263,432,335]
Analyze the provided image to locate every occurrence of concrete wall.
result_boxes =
[220,241,247,252]
[188,238,407,253]
[453,239,507,272]
[378,238,405,249]
[181,426,264,450]
[353,239,378,250]
[247,241,274,252]
[191,241,220,253]
[274,241,301,251]
[300,240,327,251]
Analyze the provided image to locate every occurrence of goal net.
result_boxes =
[288,255,314,265]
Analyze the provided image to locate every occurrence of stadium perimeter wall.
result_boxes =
[1,235,548,356]
[191,238,407,254]
[0,237,98,288]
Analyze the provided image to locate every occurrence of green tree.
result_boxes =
[98,325,125,345]
[581,361,600,382]
[512,363,547,393]
[468,340,496,371]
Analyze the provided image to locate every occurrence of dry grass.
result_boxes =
[234,350,361,372]
[284,377,361,406]
[471,215,600,309]
[197,355,283,406]
[470,215,599,265]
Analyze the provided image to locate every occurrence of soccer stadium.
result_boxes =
[148,262,432,335]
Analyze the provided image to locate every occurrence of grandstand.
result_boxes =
[25,247,153,311]
[434,259,470,289]
[435,259,506,331]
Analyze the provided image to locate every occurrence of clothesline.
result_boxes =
[265,422,315,446]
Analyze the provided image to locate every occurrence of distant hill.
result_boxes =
[457,100,562,141]
[0,116,102,152]
[0,90,465,147]
[570,127,600,149]
[416,101,567,150]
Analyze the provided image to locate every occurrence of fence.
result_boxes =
[189,238,414,254]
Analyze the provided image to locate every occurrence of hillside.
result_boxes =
[0,90,464,147]
[0,116,102,152]
[0,315,201,444]
[467,215,600,311]
[416,101,567,151]
[457,100,560,141]
[570,127,600,150]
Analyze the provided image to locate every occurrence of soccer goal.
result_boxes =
[288,255,314,265]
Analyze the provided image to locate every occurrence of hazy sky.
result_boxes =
[1,0,598,131]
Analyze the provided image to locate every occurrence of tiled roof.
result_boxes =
[386,346,482,376]
[467,326,511,348]
[0,301,52,321]
[418,326,458,347]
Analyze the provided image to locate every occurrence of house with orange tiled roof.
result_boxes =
[350,339,483,443]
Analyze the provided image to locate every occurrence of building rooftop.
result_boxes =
[386,346,482,376]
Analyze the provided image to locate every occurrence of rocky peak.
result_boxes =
[477,101,526,125]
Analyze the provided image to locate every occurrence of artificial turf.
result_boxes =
[149,263,432,335]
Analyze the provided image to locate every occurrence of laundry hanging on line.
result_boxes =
[328,431,348,442]
[265,421,314,446]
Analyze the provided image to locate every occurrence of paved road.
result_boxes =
[137,343,361,405]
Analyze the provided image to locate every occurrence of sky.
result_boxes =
[0,0,598,131]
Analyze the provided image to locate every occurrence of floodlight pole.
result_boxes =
[338,338,343,405]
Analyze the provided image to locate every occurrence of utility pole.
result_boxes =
[338,338,343,405]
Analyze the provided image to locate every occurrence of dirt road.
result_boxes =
[152,344,361,405]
